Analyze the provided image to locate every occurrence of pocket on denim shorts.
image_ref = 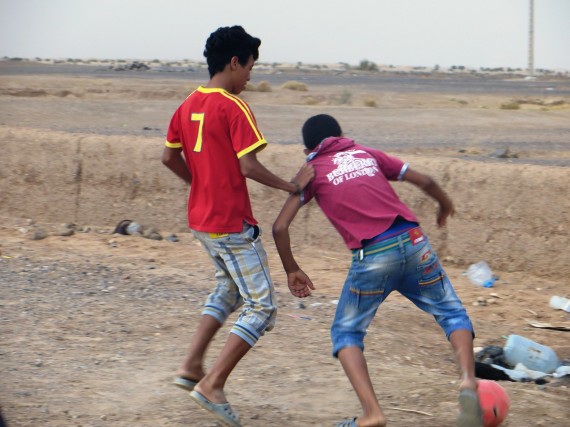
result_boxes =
[346,265,388,313]
[416,247,446,300]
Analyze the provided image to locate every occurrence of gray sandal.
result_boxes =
[172,376,198,391]
[190,390,242,427]
[457,389,483,427]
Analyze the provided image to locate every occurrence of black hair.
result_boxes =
[203,26,261,78]
[301,114,343,150]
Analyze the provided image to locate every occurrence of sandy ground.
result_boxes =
[0,62,569,426]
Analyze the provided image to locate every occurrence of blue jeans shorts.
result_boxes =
[331,227,473,357]
[191,222,276,347]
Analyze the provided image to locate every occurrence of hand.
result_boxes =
[287,270,315,298]
[291,163,315,190]
[437,202,455,227]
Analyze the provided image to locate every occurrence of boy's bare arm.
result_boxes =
[162,147,192,184]
[402,167,455,227]
[239,151,314,193]
[272,196,315,298]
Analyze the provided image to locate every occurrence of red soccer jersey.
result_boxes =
[166,86,267,233]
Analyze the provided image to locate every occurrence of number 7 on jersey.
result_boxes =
[191,113,205,152]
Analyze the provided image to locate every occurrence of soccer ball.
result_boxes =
[477,380,510,427]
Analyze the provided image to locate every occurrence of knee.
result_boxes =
[262,304,277,332]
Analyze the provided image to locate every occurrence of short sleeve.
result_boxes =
[366,148,406,181]
[165,108,183,148]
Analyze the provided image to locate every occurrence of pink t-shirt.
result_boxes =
[303,137,418,249]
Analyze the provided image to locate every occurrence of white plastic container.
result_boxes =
[549,296,570,312]
[466,261,496,288]
[503,334,560,374]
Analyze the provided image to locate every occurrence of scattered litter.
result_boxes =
[465,261,497,288]
[503,334,560,374]
[112,219,164,241]
[549,295,570,312]
[126,222,143,235]
[385,407,433,417]
[331,300,339,305]
[553,365,570,378]
[527,320,570,332]
[286,314,312,320]
[475,334,567,384]
[489,292,506,299]
[490,363,550,382]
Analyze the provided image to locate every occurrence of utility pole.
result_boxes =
[528,0,534,76]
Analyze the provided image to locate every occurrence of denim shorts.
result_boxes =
[331,227,473,357]
[191,222,276,347]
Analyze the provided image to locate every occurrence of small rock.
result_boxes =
[142,227,162,240]
[147,232,163,241]
[166,234,179,242]
[55,223,75,237]
[30,229,48,241]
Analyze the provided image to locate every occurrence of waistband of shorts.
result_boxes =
[361,219,418,246]
[352,226,423,261]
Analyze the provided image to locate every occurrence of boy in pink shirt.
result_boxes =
[273,114,482,427]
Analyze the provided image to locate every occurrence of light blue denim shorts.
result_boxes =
[191,222,276,347]
[331,227,473,357]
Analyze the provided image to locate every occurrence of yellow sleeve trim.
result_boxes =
[237,140,267,158]
[165,140,182,148]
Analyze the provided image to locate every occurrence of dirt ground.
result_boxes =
[0,63,569,426]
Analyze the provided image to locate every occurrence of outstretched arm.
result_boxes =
[239,151,314,193]
[272,195,315,298]
[162,146,192,184]
[402,167,455,227]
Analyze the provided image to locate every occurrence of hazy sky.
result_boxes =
[1,0,569,70]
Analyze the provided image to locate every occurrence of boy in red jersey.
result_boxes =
[162,26,313,427]
[272,114,482,427]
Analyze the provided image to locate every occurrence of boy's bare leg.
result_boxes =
[450,329,482,427]
[194,333,252,403]
[338,346,387,427]
[177,314,222,381]
[449,329,478,391]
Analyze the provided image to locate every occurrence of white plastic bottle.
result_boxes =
[466,261,496,288]
[549,296,570,312]
[503,334,560,374]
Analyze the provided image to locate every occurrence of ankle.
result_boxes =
[178,363,205,380]
[459,377,478,392]
[358,411,387,427]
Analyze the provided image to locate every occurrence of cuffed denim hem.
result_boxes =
[332,339,364,359]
